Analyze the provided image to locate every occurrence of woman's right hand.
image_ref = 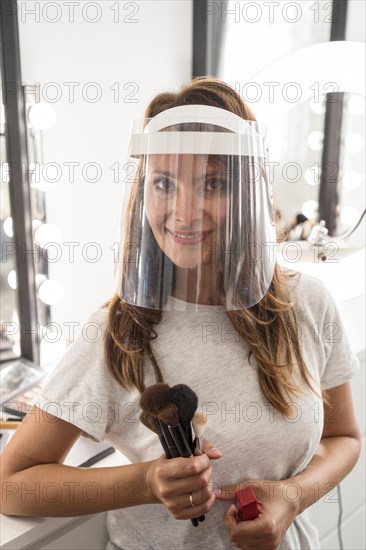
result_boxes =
[144,440,222,520]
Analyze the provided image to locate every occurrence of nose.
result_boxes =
[174,186,201,227]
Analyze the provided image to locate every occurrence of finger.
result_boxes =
[159,471,213,498]
[170,485,213,510]
[223,504,239,529]
[202,438,222,459]
[232,511,265,538]
[214,484,237,501]
[162,454,211,480]
[233,521,265,544]
[172,492,216,521]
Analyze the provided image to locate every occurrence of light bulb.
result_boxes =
[1,163,10,184]
[28,103,57,130]
[340,206,360,226]
[310,96,326,115]
[31,167,59,192]
[347,95,366,116]
[8,270,17,290]
[345,134,364,154]
[34,223,62,248]
[343,171,364,191]
[3,217,13,237]
[307,131,324,151]
[35,273,48,291]
[305,165,321,186]
[32,219,43,233]
[302,200,319,219]
[38,280,65,305]
[0,104,5,125]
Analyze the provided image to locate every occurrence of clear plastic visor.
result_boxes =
[117,112,276,311]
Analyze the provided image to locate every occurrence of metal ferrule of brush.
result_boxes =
[167,422,193,458]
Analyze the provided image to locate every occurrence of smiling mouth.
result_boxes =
[166,229,213,245]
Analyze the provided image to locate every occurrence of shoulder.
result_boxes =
[86,305,109,326]
[41,305,114,391]
[281,268,333,321]
[284,269,325,299]
[81,304,110,337]
[59,306,110,362]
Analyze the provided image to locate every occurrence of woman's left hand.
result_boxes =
[216,479,299,550]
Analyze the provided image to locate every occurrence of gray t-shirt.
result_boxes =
[35,272,360,550]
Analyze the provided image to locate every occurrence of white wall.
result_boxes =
[18,0,193,337]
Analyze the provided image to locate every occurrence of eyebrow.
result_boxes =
[151,167,223,179]
[152,170,173,177]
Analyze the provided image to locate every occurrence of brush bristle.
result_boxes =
[192,410,208,437]
[171,384,198,426]
[158,403,180,427]
[139,411,162,435]
[140,384,172,416]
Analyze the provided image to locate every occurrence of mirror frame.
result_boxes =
[0,0,40,363]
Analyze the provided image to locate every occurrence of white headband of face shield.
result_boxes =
[129,105,268,158]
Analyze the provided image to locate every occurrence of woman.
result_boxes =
[1,78,361,550]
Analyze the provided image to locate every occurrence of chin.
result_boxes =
[173,260,201,269]
[168,253,212,270]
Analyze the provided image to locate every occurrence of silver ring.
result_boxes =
[189,493,195,507]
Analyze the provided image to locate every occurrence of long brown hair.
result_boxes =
[104,77,323,416]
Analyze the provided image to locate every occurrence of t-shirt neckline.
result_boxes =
[166,294,226,313]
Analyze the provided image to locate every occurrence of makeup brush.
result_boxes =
[158,404,205,526]
[158,404,192,458]
[139,400,181,459]
[139,410,173,458]
[140,383,172,416]
[140,384,182,458]
[190,410,208,526]
[192,411,208,456]
[140,384,205,526]
[170,384,198,451]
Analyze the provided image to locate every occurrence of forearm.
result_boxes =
[290,435,361,515]
[1,461,157,516]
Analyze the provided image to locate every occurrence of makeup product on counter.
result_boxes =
[0,432,10,454]
[1,359,47,418]
[235,487,259,521]
[0,420,22,430]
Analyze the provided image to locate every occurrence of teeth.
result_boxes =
[175,233,202,239]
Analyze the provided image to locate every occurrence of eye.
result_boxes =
[154,177,175,192]
[205,179,226,191]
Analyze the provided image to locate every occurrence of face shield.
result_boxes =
[116,105,276,311]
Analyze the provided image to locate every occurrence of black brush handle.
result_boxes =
[158,435,172,458]
[167,423,205,526]
[158,428,203,526]
[158,421,180,458]
[168,423,192,458]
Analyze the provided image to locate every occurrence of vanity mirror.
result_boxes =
[194,0,365,248]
